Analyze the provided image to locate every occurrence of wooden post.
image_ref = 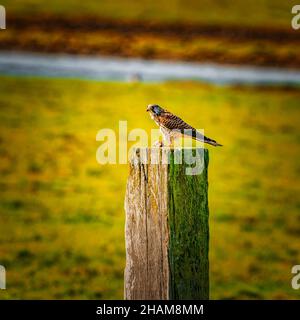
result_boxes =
[124,148,209,300]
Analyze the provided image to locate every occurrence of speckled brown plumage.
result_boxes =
[158,112,193,131]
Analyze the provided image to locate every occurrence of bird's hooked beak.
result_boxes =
[146,105,151,112]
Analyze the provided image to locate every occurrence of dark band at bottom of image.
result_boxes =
[0,300,298,318]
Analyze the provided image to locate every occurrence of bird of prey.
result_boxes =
[146,104,222,147]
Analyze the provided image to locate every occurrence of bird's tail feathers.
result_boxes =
[195,131,222,147]
[183,129,222,147]
[204,138,223,147]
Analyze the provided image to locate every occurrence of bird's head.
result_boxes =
[146,104,164,116]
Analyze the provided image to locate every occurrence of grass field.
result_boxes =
[2,0,294,28]
[0,76,300,299]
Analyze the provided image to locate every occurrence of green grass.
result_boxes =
[0,76,300,299]
[2,0,294,28]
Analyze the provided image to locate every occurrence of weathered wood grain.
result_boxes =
[124,148,209,300]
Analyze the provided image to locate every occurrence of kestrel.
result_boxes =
[146,104,222,147]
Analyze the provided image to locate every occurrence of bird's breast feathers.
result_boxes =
[150,113,162,127]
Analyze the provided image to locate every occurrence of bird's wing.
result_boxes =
[158,111,222,146]
[159,112,194,131]
[159,112,206,142]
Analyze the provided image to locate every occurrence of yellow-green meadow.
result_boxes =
[0,76,299,299]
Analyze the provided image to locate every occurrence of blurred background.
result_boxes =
[0,1,300,299]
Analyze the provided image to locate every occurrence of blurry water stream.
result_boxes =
[0,51,300,85]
